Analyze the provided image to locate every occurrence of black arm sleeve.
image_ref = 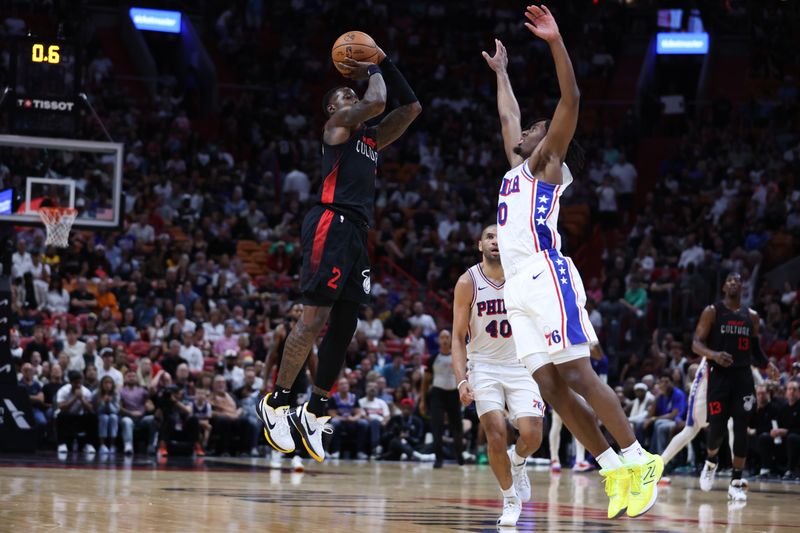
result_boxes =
[751,336,768,368]
[379,57,418,107]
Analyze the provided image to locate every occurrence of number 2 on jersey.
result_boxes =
[328,266,342,289]
[485,319,512,339]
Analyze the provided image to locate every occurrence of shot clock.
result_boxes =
[9,37,80,136]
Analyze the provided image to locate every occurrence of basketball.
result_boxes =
[331,31,381,74]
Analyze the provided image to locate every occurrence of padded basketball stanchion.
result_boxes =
[38,207,78,248]
[0,277,37,451]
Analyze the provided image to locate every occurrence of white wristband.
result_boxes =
[457,379,468,389]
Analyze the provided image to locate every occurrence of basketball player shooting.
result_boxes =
[691,272,779,502]
[484,5,662,518]
[257,40,421,462]
[451,224,545,527]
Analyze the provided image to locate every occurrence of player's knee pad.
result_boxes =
[731,416,749,458]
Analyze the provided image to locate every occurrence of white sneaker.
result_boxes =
[99,445,109,455]
[508,449,531,502]
[329,451,341,460]
[57,444,68,454]
[413,451,435,462]
[759,468,770,476]
[290,403,332,463]
[84,444,96,455]
[291,455,304,472]
[357,451,369,460]
[124,443,133,455]
[269,452,282,469]
[256,394,295,454]
[572,460,593,472]
[497,495,522,527]
[550,459,562,473]
[700,460,718,492]
[728,480,747,501]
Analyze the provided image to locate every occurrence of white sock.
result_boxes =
[620,441,647,465]
[501,486,517,499]
[596,447,624,470]
[511,450,526,467]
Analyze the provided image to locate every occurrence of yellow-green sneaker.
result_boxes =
[626,452,664,517]
[600,465,630,519]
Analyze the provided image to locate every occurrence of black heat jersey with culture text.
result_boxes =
[707,301,754,369]
[318,126,378,226]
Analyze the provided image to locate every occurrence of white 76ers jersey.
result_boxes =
[496,160,573,275]
[466,264,517,365]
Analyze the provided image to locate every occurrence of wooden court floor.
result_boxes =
[0,455,798,532]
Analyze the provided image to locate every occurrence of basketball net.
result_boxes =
[38,207,78,248]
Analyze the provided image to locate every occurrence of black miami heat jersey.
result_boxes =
[707,301,754,369]
[318,126,378,226]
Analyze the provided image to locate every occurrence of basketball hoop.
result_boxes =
[38,207,78,248]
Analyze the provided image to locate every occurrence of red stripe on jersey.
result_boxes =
[321,156,341,204]
[530,180,540,253]
[544,253,567,350]
[311,210,334,272]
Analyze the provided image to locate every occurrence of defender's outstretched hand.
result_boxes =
[481,39,508,74]
[524,4,561,43]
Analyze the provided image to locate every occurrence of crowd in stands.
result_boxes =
[3,1,800,476]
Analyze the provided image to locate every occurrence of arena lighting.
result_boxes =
[656,32,709,55]
[129,7,182,33]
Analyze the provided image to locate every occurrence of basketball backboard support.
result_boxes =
[0,134,123,229]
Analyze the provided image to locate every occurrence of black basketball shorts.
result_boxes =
[707,365,755,421]
[299,205,371,307]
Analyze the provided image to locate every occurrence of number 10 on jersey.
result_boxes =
[485,319,512,339]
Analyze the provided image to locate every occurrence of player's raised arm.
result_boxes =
[451,273,475,407]
[524,5,579,174]
[327,59,387,134]
[482,39,523,168]
[375,53,422,150]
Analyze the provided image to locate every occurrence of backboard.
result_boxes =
[0,134,123,229]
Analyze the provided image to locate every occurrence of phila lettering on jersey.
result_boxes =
[465,264,517,365]
[496,161,574,275]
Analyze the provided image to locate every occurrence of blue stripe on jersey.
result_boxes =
[533,180,557,251]
[686,360,707,427]
[546,249,589,346]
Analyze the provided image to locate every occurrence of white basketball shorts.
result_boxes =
[503,250,598,374]
[468,360,544,422]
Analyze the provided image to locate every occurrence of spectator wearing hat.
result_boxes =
[382,397,433,461]
[628,382,655,444]
[97,347,123,388]
[223,349,244,390]
[55,370,97,455]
